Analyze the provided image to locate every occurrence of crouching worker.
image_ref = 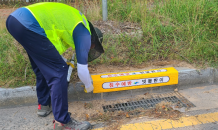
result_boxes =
[6,2,104,130]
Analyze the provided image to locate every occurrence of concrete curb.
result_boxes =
[1,67,217,108]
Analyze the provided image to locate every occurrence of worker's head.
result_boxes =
[88,21,104,62]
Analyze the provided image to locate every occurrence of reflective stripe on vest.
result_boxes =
[26,2,91,55]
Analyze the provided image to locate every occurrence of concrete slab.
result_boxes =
[180,85,218,111]
[1,84,218,130]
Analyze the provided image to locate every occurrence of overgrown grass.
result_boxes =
[0,20,36,87]
[73,0,102,21]
[93,0,218,66]
[1,0,218,87]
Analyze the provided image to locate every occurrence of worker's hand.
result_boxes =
[84,84,94,93]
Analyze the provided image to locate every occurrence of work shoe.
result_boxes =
[37,104,52,117]
[53,118,91,130]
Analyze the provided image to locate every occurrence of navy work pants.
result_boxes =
[6,15,71,124]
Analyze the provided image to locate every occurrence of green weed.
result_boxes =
[0,26,35,87]
[101,0,218,66]
[1,0,218,87]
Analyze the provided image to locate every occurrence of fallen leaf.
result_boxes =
[126,113,130,118]
[144,92,149,95]
[98,111,103,115]
[86,114,89,120]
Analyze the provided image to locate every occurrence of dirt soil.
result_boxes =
[68,93,183,130]
[93,20,142,34]
[68,94,154,120]
[88,60,195,75]
[0,8,16,19]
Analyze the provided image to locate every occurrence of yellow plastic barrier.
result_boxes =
[91,67,178,93]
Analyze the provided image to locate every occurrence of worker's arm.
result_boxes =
[73,23,92,89]
[75,41,92,89]
[77,63,92,88]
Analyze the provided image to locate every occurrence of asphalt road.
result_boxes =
[1,84,218,130]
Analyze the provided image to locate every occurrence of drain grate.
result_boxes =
[103,92,195,112]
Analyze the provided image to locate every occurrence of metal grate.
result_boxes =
[103,92,195,112]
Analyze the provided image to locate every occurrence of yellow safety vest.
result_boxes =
[26,2,91,55]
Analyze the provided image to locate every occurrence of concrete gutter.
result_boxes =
[1,67,218,108]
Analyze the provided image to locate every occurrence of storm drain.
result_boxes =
[103,92,195,112]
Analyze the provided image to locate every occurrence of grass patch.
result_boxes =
[0,19,35,87]
[72,0,102,21]
[92,0,218,67]
[1,0,218,87]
